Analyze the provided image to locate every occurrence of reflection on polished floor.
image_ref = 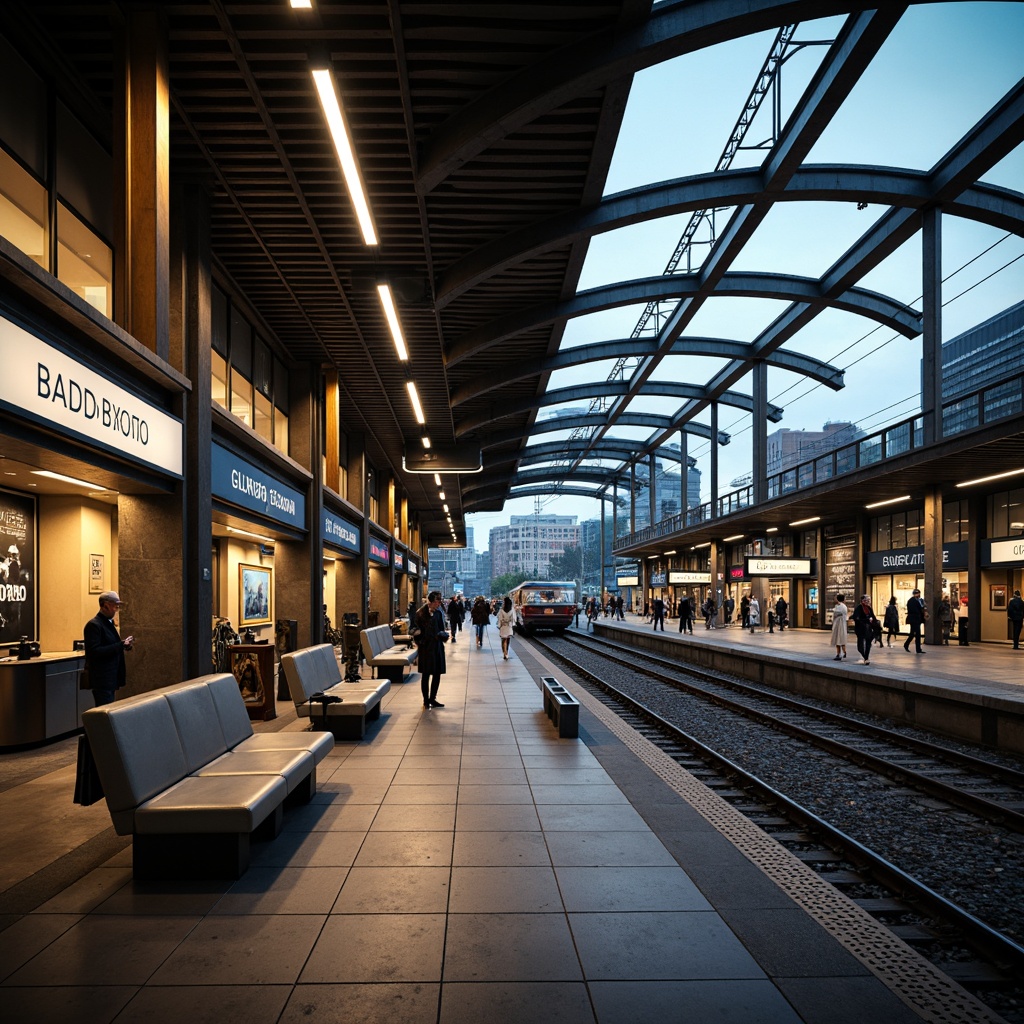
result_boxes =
[0,632,992,1023]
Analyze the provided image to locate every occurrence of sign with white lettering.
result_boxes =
[745,557,815,577]
[668,571,711,584]
[408,557,419,577]
[368,536,390,565]
[985,538,1024,565]
[0,314,182,476]
[616,575,639,586]
[211,443,305,529]
[865,542,967,575]
[649,571,667,586]
[322,508,360,555]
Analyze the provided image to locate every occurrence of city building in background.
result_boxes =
[489,515,579,579]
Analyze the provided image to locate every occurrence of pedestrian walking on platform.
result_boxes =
[852,595,878,664]
[415,591,447,709]
[883,596,900,646]
[748,595,760,633]
[1008,590,1024,649]
[678,595,693,634]
[775,596,788,631]
[471,595,490,647]
[740,594,750,629]
[497,596,515,661]
[830,594,848,661]
[652,596,665,631]
[939,593,953,645]
[904,589,926,654]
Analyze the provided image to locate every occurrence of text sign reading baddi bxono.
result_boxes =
[323,509,360,555]
[211,443,305,529]
[745,557,815,577]
[0,314,182,476]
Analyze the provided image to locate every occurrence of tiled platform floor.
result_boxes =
[0,629,1002,1023]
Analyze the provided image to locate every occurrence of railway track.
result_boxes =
[525,631,1024,1013]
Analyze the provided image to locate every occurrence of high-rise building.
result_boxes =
[489,515,579,578]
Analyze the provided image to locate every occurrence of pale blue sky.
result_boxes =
[466,3,1024,550]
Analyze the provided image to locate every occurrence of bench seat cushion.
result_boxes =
[231,730,334,765]
[134,773,287,834]
[194,748,314,795]
[296,683,387,718]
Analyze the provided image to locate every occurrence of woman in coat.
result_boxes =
[497,596,515,660]
[415,591,447,709]
[470,595,490,647]
[883,596,900,646]
[851,594,878,665]
[830,593,849,661]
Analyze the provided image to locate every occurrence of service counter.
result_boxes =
[0,652,88,748]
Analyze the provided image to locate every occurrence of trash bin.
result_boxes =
[957,617,970,646]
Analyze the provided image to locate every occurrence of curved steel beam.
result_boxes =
[462,464,621,502]
[417,0,885,192]
[487,437,689,470]
[463,484,618,513]
[477,412,725,450]
[454,378,783,436]
[437,170,1024,305]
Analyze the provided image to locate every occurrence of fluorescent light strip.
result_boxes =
[377,284,408,361]
[406,381,425,424]
[227,526,275,544]
[789,516,820,526]
[438,491,446,500]
[32,470,102,489]
[421,436,431,449]
[766,527,778,533]
[663,550,676,556]
[723,534,744,542]
[434,474,442,486]
[864,494,912,510]
[957,467,1024,488]
[310,67,377,246]
[290,0,312,8]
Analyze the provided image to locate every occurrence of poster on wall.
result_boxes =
[0,489,36,644]
[239,563,273,627]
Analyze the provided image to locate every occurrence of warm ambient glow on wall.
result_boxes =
[310,67,377,246]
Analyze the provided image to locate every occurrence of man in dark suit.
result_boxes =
[84,590,134,706]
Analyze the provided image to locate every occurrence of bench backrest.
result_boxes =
[360,624,397,661]
[82,673,252,833]
[280,644,343,707]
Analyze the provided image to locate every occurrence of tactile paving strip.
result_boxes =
[565,673,1006,1024]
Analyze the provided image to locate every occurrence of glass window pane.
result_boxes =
[254,390,272,441]
[254,337,272,398]
[230,368,251,426]
[274,407,288,455]
[56,202,112,317]
[0,147,47,269]
[0,34,47,177]
[211,350,228,410]
[57,102,113,240]
[274,358,289,414]
[212,286,228,355]
[230,308,252,377]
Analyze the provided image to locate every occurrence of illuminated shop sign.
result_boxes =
[211,443,305,529]
[649,571,667,586]
[984,538,1024,566]
[729,566,746,580]
[394,551,405,573]
[616,576,639,586]
[322,509,360,555]
[745,557,815,577]
[0,313,182,476]
[408,558,419,577]
[668,571,711,584]
[865,543,967,574]
[368,537,390,565]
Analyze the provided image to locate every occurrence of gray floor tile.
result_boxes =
[589,979,803,1023]
[370,803,457,831]
[150,914,325,985]
[569,912,766,980]
[383,784,458,805]
[112,984,291,1023]
[453,831,552,867]
[281,982,440,1024]
[281,801,378,832]
[4,915,200,986]
[0,985,136,1024]
[443,913,583,982]
[440,981,595,1024]
[449,866,563,913]
[458,767,528,785]
[300,914,445,982]
[210,866,348,915]
[456,784,534,804]
[314,781,391,803]
[776,976,930,1024]
[536,804,649,832]
[393,767,460,786]
[332,866,451,914]
[545,831,677,867]
[0,913,82,982]
[455,803,541,831]
[396,755,462,769]
[93,877,232,917]
[459,755,526,770]
[353,831,453,867]
[30,866,133,915]
[526,768,613,786]
[554,866,712,912]
[531,785,628,805]
[249,829,366,868]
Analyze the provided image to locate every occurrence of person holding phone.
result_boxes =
[84,590,134,706]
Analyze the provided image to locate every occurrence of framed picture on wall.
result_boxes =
[89,554,104,594]
[0,488,37,645]
[990,584,1007,611]
[239,563,273,626]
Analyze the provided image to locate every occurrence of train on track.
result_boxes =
[508,580,577,635]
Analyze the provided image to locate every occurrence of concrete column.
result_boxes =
[752,361,768,504]
[600,500,606,600]
[629,463,636,533]
[923,485,944,646]
[679,429,688,515]
[324,370,340,494]
[922,208,943,445]
[709,402,719,518]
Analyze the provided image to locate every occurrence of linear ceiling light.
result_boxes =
[406,381,425,424]
[957,467,1024,488]
[865,494,912,509]
[421,436,431,449]
[377,284,408,360]
[663,550,677,556]
[32,469,102,489]
[227,526,275,544]
[434,474,442,486]
[723,534,745,542]
[290,1,313,8]
[438,491,446,500]
[766,527,778,533]
[789,516,820,526]
[310,67,377,246]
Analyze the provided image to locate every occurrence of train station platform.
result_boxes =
[0,632,1005,1024]
[585,615,1024,755]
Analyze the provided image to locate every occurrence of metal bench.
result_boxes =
[541,675,580,738]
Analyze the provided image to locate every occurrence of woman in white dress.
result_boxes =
[830,593,849,660]
[497,596,516,660]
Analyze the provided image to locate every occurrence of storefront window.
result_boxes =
[0,147,47,270]
[988,487,1024,537]
[943,499,969,543]
[56,202,112,317]
[871,508,923,550]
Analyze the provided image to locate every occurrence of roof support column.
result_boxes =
[679,429,688,515]
[649,452,657,529]
[630,463,636,533]
[600,499,607,604]
[923,484,944,646]
[710,402,719,518]
[922,207,943,445]
[752,361,768,504]
[324,370,340,494]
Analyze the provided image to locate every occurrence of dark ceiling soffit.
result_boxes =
[445,273,920,367]
[455,381,784,437]
[416,0,885,192]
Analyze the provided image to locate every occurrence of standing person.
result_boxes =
[883,596,900,646]
[704,595,717,629]
[497,596,515,660]
[84,590,134,706]
[678,594,693,634]
[616,594,624,621]
[852,595,878,665]
[830,594,848,660]
[740,594,750,630]
[448,593,465,644]
[471,595,490,647]
[748,595,760,633]
[904,588,926,654]
[724,596,735,625]
[939,593,953,645]
[415,591,447,709]
[775,596,788,631]
[652,595,665,631]
[1008,589,1024,649]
